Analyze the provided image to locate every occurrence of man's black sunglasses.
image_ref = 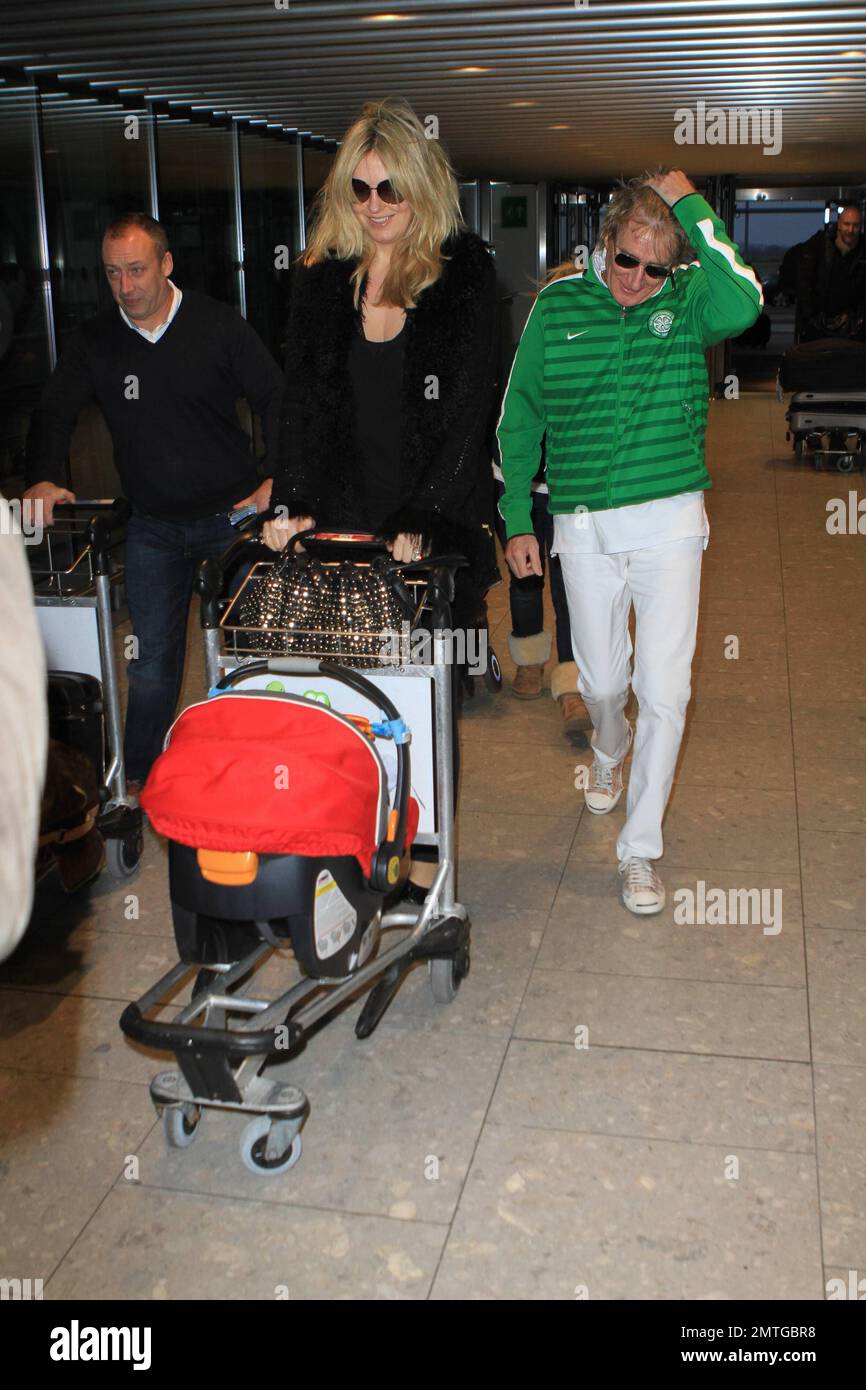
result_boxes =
[351,177,403,206]
[613,249,672,280]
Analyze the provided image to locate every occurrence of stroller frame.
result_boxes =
[121,533,470,1175]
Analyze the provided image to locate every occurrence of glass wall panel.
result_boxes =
[156,117,237,308]
[239,130,301,363]
[0,84,53,490]
[459,181,480,234]
[489,181,540,350]
[40,95,150,350]
[303,148,334,225]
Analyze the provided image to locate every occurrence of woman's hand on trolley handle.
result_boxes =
[261,510,317,552]
[387,532,429,564]
[505,533,543,579]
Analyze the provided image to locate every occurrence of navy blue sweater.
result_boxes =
[27,290,284,520]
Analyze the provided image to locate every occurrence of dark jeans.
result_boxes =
[124,510,238,782]
[494,482,572,664]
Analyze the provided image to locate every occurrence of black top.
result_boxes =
[26,290,284,521]
[271,231,501,597]
[797,230,866,338]
[346,321,406,531]
[826,243,863,318]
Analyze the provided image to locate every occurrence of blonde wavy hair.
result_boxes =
[303,98,464,307]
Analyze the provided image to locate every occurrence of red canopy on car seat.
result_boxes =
[141,693,418,878]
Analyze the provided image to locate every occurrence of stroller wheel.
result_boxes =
[240,1115,303,1177]
[163,1102,202,1149]
[429,947,469,1004]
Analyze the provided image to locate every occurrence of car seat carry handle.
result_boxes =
[212,658,411,894]
[215,657,401,718]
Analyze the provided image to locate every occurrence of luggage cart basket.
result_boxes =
[29,498,143,881]
[120,524,472,1175]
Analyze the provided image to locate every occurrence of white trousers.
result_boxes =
[558,536,704,863]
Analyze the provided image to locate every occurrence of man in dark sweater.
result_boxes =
[25,212,284,786]
[796,204,866,341]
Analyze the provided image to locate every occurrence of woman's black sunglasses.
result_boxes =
[351,177,403,206]
[613,249,671,280]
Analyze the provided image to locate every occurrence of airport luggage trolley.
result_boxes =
[29,498,143,882]
[785,391,866,473]
[120,528,475,1175]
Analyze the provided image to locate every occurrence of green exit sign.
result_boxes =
[501,196,528,228]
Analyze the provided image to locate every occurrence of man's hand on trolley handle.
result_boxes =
[22,481,77,527]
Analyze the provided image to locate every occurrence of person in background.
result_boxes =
[498,170,761,916]
[492,255,594,747]
[263,98,499,901]
[492,455,591,748]
[23,213,284,791]
[796,203,866,342]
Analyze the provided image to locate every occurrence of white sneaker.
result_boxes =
[619,857,665,915]
[584,723,633,815]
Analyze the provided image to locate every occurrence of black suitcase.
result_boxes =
[779,337,866,392]
[47,671,106,784]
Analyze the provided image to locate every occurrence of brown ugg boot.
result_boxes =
[508,631,551,700]
[550,661,593,748]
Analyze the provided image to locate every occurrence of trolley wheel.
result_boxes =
[240,1115,302,1177]
[837,453,857,473]
[163,1102,202,1149]
[429,947,470,1004]
[483,648,503,693]
[793,437,805,461]
[103,830,142,883]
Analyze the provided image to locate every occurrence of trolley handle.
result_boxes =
[52,498,131,575]
[88,498,131,574]
[196,516,468,630]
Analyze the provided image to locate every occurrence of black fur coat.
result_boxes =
[272,231,500,596]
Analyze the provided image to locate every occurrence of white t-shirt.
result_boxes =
[551,491,710,555]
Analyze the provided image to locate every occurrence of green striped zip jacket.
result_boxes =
[496,192,762,538]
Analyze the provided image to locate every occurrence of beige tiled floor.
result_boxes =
[2,393,864,1300]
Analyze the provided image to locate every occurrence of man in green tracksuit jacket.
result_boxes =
[497,169,761,915]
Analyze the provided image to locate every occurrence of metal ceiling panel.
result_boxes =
[2,0,865,181]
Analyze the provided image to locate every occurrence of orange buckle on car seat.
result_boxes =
[197,848,259,887]
[345,713,374,740]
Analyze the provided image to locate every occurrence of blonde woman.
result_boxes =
[264,98,499,900]
[264,97,498,578]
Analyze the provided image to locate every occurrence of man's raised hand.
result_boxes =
[645,169,697,207]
